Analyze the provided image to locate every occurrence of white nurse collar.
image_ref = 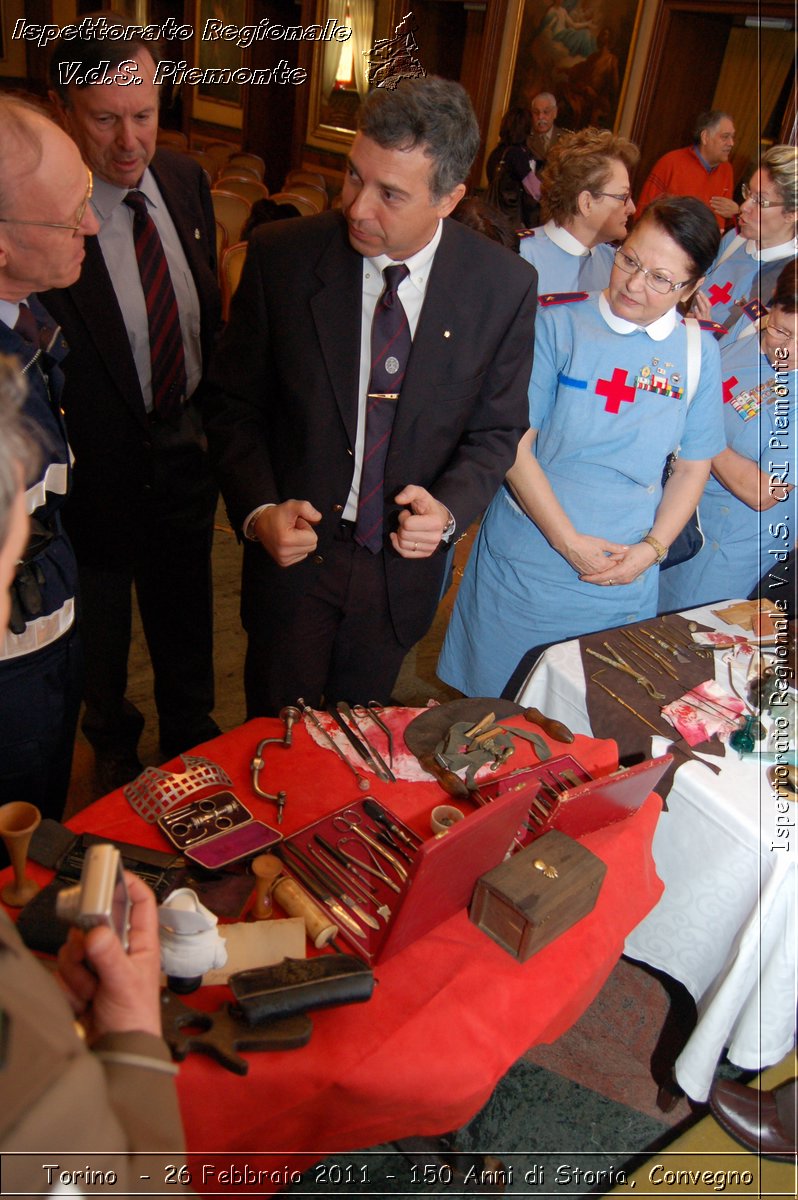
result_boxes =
[599,290,677,341]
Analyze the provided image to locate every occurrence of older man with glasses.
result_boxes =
[0,94,98,821]
[637,110,738,232]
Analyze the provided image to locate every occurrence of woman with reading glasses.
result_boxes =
[438,196,725,699]
[693,145,797,335]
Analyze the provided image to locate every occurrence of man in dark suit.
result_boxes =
[44,29,221,789]
[204,78,537,715]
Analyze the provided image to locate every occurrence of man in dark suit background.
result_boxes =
[44,23,221,790]
[527,92,570,172]
[203,77,537,715]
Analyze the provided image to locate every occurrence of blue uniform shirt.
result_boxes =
[701,230,796,327]
[520,221,615,294]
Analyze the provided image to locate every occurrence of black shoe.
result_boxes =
[94,750,144,796]
[159,719,222,762]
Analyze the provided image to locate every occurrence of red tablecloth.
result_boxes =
[11,717,662,1190]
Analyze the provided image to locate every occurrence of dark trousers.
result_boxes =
[79,520,216,759]
[0,629,82,822]
[245,523,408,717]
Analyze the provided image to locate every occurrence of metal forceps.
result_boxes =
[584,643,666,700]
[365,701,394,770]
[332,810,408,885]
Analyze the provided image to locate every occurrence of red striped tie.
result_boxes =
[355,264,411,553]
[124,190,187,421]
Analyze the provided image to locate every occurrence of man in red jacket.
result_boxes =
[637,111,738,231]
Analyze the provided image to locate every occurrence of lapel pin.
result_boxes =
[443,330,451,338]
[194,228,201,239]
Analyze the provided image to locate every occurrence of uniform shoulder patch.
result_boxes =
[742,298,767,322]
[538,291,589,307]
[694,317,727,336]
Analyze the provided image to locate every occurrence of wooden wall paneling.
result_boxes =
[243,0,305,192]
[713,26,796,181]
[631,7,731,192]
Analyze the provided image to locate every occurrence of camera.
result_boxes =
[56,844,131,951]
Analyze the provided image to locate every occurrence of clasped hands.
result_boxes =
[252,486,450,566]
[564,532,660,586]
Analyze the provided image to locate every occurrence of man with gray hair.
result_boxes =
[637,110,738,230]
[527,92,569,169]
[0,95,97,820]
[204,76,537,713]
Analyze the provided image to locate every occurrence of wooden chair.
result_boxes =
[227,152,266,181]
[215,220,228,270]
[220,241,248,321]
[211,190,251,244]
[157,129,189,151]
[267,191,320,218]
[187,149,215,178]
[280,181,327,211]
[202,141,236,176]
[217,177,270,206]
[218,162,261,183]
[284,170,326,191]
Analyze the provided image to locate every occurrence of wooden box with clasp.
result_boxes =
[469,829,607,962]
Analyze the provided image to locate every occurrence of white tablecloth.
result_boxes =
[517,603,797,1102]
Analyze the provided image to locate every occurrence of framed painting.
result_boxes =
[192,0,246,128]
[506,0,644,132]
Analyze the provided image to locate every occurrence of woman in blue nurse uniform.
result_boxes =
[520,126,638,294]
[660,262,797,611]
[693,144,797,333]
[438,196,725,699]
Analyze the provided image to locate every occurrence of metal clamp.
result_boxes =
[250,706,299,825]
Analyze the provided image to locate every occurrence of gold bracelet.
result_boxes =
[642,533,667,563]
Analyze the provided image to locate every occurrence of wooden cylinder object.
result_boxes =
[251,854,338,948]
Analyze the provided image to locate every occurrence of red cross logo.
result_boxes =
[596,368,636,414]
[708,280,733,307]
[722,375,739,404]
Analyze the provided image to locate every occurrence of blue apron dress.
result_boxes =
[659,334,797,611]
[438,291,724,698]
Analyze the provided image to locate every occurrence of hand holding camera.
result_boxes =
[56,861,163,1042]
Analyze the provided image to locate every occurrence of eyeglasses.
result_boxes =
[595,191,633,205]
[765,318,796,342]
[0,170,93,236]
[614,248,695,295]
[741,182,783,210]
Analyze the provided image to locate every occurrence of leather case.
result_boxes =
[230,954,375,1024]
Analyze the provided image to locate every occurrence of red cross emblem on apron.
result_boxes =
[708,280,734,307]
[596,368,636,414]
[722,375,739,404]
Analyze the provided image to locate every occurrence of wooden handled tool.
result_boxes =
[418,752,470,799]
[250,854,338,948]
[522,707,574,744]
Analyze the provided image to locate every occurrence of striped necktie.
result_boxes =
[355,263,411,553]
[124,190,187,421]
